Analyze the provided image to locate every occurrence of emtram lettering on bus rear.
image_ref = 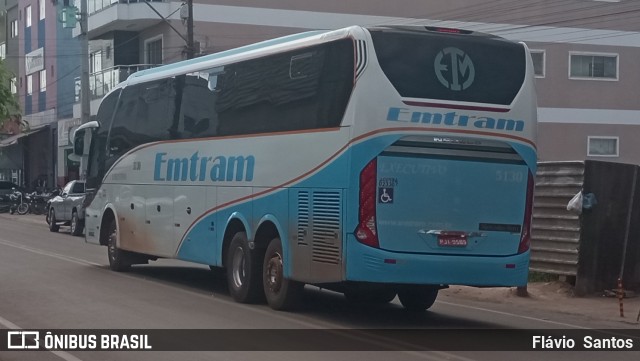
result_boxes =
[387,107,525,132]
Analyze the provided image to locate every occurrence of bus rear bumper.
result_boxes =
[345,235,530,287]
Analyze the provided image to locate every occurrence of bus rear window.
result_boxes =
[369,28,526,105]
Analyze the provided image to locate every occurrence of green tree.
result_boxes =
[0,58,20,129]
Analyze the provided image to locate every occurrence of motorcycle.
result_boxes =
[9,189,29,215]
[27,191,50,215]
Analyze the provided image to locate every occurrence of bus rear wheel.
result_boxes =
[263,237,303,311]
[107,219,131,272]
[226,232,263,303]
[398,287,439,312]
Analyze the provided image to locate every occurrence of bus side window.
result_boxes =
[177,73,220,139]
[215,39,353,136]
[107,79,176,163]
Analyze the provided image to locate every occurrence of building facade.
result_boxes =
[0,0,24,185]
[0,0,81,189]
[75,0,640,165]
[4,1,640,189]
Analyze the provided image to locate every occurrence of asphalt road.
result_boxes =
[0,215,638,361]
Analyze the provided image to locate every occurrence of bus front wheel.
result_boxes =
[263,237,303,311]
[107,219,131,272]
[226,232,263,303]
[398,287,439,312]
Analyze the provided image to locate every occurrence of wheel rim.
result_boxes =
[265,251,283,293]
[231,247,246,288]
[71,216,76,233]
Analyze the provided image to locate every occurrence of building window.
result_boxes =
[587,136,619,157]
[40,69,46,92]
[39,0,45,20]
[570,52,618,80]
[530,50,545,78]
[10,77,17,94]
[26,5,32,28]
[11,20,18,38]
[90,50,102,73]
[27,74,33,95]
[144,36,163,65]
[0,43,5,60]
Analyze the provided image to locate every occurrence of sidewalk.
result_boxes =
[440,282,640,326]
[0,212,49,226]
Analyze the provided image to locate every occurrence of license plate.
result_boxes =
[438,235,468,247]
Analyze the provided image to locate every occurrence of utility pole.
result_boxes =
[77,0,91,180]
[143,1,194,59]
[79,0,90,126]
[186,0,194,59]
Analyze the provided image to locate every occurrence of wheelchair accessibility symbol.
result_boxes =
[378,188,394,204]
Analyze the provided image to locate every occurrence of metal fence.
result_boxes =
[530,161,584,276]
[75,64,159,102]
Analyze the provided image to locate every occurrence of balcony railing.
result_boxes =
[75,64,159,102]
[88,0,166,16]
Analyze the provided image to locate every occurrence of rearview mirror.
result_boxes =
[71,121,100,178]
[72,120,100,158]
[70,129,85,162]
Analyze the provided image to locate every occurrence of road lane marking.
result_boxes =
[435,300,591,329]
[0,315,83,361]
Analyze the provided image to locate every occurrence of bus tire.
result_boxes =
[226,232,263,303]
[398,287,438,312]
[263,237,303,311]
[70,211,84,236]
[107,218,131,272]
[48,209,59,232]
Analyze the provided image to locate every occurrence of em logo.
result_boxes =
[434,47,475,91]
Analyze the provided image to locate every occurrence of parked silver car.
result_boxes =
[48,180,86,236]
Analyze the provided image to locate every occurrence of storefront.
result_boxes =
[0,125,50,189]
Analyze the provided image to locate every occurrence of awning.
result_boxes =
[0,125,49,148]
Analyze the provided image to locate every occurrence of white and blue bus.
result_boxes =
[72,25,537,311]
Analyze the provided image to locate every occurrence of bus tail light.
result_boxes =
[425,26,473,35]
[518,172,535,254]
[356,158,379,248]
